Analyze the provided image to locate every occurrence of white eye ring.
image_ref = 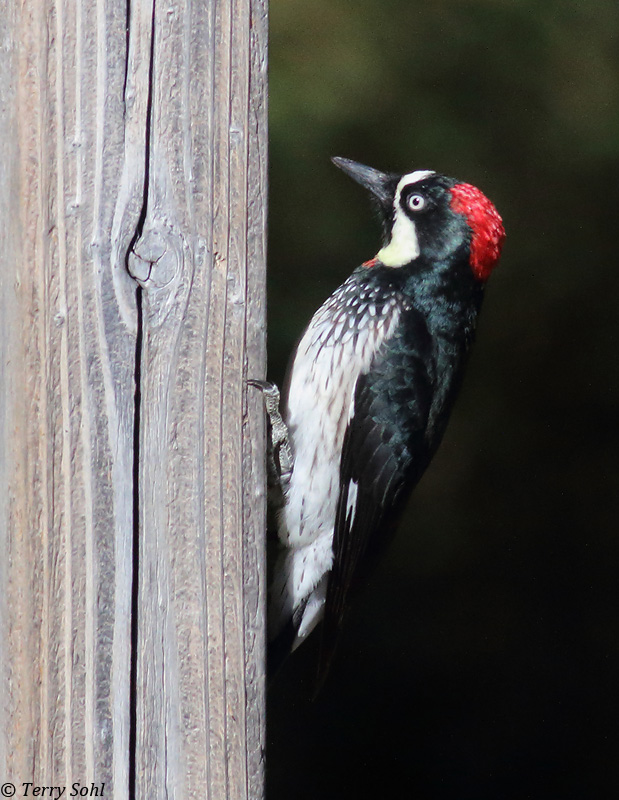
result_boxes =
[407,193,426,212]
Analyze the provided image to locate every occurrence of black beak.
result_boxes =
[331,157,394,209]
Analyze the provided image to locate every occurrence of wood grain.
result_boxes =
[0,0,138,793]
[0,0,267,797]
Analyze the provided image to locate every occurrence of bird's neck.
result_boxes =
[408,260,483,337]
[355,255,485,343]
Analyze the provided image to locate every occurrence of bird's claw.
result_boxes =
[248,379,293,495]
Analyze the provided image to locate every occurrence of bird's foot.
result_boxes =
[248,380,293,496]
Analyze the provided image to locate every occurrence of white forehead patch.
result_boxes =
[377,169,435,268]
[398,169,435,190]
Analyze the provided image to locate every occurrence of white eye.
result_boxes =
[407,193,426,212]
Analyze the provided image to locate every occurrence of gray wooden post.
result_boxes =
[0,1,267,798]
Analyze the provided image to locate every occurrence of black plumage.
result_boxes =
[317,259,484,684]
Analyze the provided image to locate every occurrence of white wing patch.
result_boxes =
[345,479,358,526]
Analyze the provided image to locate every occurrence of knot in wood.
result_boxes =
[128,228,179,289]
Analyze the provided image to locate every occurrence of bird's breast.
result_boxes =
[280,277,404,548]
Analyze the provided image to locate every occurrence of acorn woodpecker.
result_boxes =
[261,157,505,685]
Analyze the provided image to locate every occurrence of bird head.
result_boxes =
[332,157,505,282]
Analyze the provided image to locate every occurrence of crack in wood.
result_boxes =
[1,1,267,797]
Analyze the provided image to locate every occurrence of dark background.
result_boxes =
[266,1,619,798]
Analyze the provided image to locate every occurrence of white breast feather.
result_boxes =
[282,289,400,549]
[268,280,402,642]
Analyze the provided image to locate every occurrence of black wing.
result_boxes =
[316,322,437,687]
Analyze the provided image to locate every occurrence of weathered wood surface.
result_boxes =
[0,0,138,793]
[0,0,267,797]
[128,0,268,797]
